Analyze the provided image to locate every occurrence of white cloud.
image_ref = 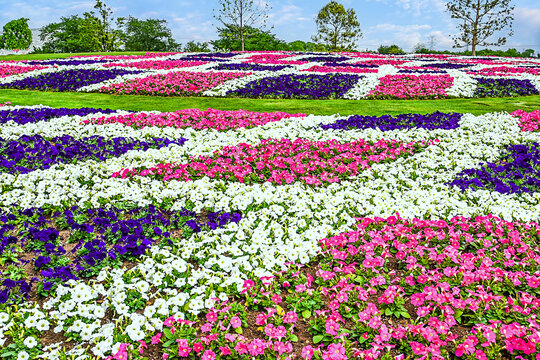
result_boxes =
[515,7,540,27]
[268,4,310,26]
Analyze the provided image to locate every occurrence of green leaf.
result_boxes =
[290,334,298,342]
[302,310,311,319]
[163,340,175,347]
[313,335,324,344]
[1,352,16,358]
[235,327,243,334]
[385,308,392,316]
[401,312,411,319]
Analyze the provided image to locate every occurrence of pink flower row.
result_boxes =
[302,65,378,74]
[99,71,251,96]
[368,74,454,99]
[241,54,308,65]
[112,137,433,185]
[511,109,540,132]
[471,66,540,76]
[102,60,207,70]
[83,108,305,131]
[0,64,47,77]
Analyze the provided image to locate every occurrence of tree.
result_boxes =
[288,40,318,52]
[39,15,104,53]
[377,44,405,54]
[1,18,32,50]
[183,41,211,52]
[213,0,271,51]
[211,24,288,51]
[90,0,123,52]
[312,1,362,52]
[122,17,180,51]
[446,0,514,56]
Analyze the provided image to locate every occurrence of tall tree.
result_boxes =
[211,24,288,51]
[122,17,180,51]
[90,0,123,52]
[312,1,362,52]
[213,0,271,51]
[39,15,103,53]
[446,0,514,56]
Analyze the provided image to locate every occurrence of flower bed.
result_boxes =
[511,109,540,132]
[83,108,305,131]
[367,74,454,99]
[0,69,142,91]
[100,71,251,96]
[227,74,361,99]
[0,64,47,77]
[1,51,539,99]
[113,138,432,185]
[0,103,539,359]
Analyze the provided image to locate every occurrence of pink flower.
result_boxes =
[302,345,315,360]
[283,311,298,324]
[322,343,347,360]
[151,333,162,345]
[272,294,283,303]
[162,354,169,360]
[177,339,191,357]
[235,342,249,355]
[219,346,231,355]
[326,319,340,335]
[230,315,242,329]
[248,339,267,356]
[201,350,216,360]
[206,311,218,323]
[193,341,204,353]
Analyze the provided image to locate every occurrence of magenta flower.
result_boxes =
[229,315,242,329]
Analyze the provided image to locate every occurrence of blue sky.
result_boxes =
[1,0,539,52]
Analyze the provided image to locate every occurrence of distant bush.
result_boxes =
[414,47,537,58]
[378,44,405,54]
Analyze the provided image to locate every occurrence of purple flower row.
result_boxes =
[24,59,109,66]
[227,73,361,99]
[1,69,142,91]
[0,134,187,174]
[212,63,290,71]
[320,111,462,131]
[0,205,242,304]
[0,106,118,125]
[448,142,540,194]
[474,78,539,97]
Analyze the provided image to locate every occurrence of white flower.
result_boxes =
[23,336,38,349]
[36,319,50,331]
[17,351,30,360]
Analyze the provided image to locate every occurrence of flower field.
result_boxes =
[0,98,540,360]
[0,51,540,99]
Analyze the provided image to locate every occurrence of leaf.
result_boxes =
[163,340,175,347]
[235,327,243,334]
[163,328,173,339]
[1,353,16,358]
[401,312,411,319]
[290,334,298,342]
[313,335,324,344]
[385,308,392,316]
[302,310,311,319]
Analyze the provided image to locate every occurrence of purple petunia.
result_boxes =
[228,73,361,99]
[320,111,462,131]
[0,106,118,125]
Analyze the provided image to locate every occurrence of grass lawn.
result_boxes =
[0,89,539,115]
[0,51,149,61]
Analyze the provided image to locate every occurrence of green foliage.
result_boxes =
[183,41,211,52]
[1,18,32,50]
[287,40,318,52]
[36,0,123,53]
[446,0,515,55]
[413,47,536,58]
[38,15,103,53]
[211,24,288,51]
[213,0,271,51]
[122,16,180,51]
[377,44,405,54]
[312,1,362,52]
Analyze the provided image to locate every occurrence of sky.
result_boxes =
[1,0,539,53]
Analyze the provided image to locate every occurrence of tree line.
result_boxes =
[1,0,534,57]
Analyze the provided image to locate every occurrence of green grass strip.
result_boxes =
[0,51,149,61]
[0,89,539,116]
